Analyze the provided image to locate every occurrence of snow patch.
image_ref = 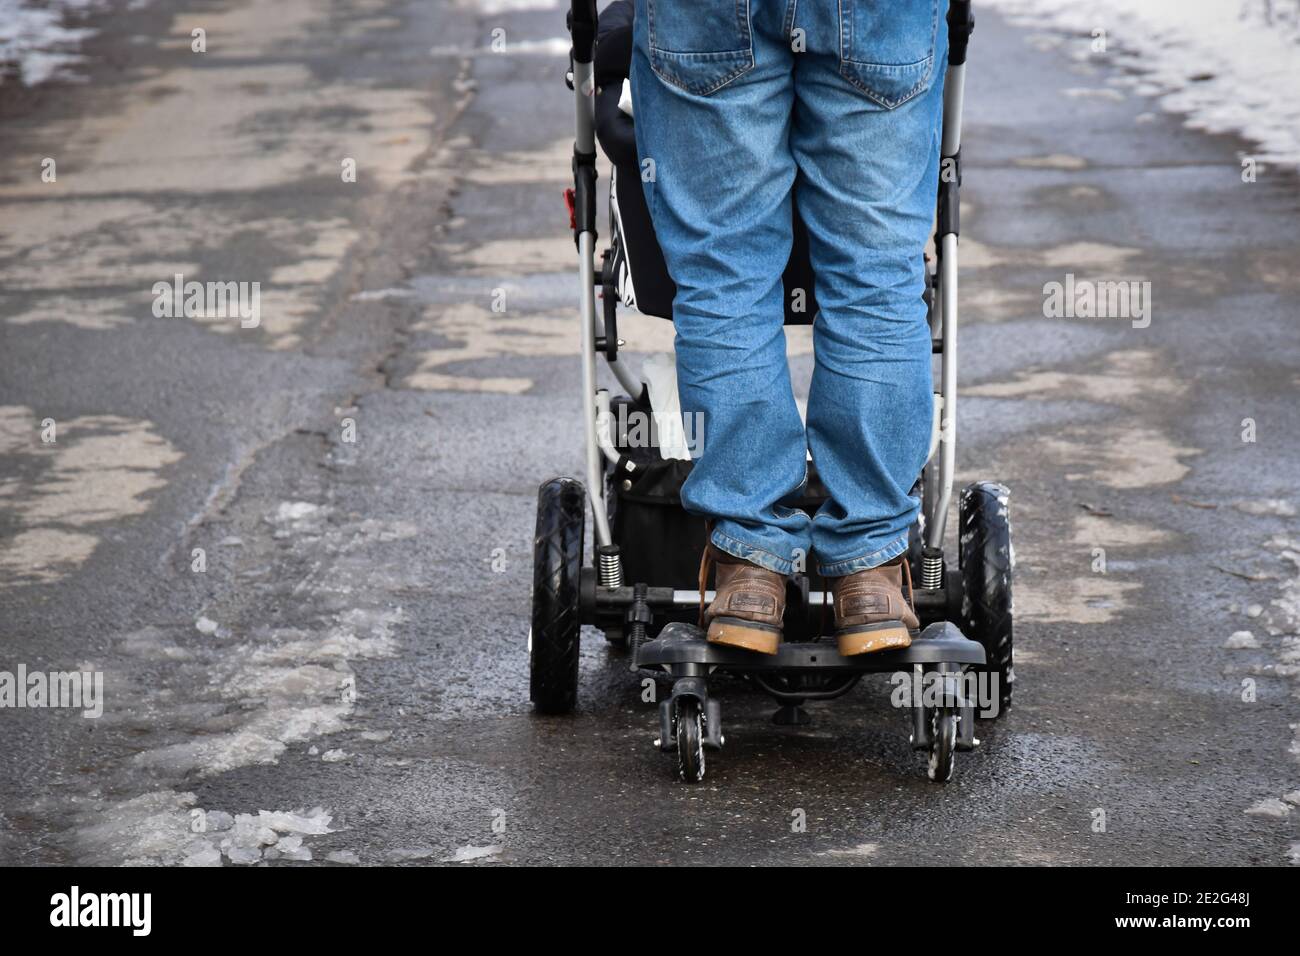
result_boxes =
[0,0,124,86]
[442,844,503,863]
[1235,498,1297,517]
[351,287,416,302]
[982,0,1300,165]
[819,842,880,858]
[276,501,318,520]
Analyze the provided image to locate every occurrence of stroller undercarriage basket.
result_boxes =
[604,396,834,591]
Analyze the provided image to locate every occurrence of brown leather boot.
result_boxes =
[699,544,785,655]
[830,557,919,656]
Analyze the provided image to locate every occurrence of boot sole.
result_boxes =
[707,617,781,655]
[836,621,913,656]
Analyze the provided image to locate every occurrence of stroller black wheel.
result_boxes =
[529,477,585,714]
[959,482,1014,716]
[927,706,958,783]
[675,698,705,783]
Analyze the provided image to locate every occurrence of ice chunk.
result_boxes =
[273,833,312,861]
[224,845,262,865]
[274,502,319,522]
[224,813,280,850]
[326,850,360,865]
[1224,631,1260,649]
[182,840,223,867]
[442,844,503,864]
[1244,798,1291,819]
[258,808,332,835]
[195,616,219,635]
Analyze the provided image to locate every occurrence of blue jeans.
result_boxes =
[631,0,946,577]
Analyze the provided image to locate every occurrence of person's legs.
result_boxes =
[790,0,947,579]
[631,0,809,577]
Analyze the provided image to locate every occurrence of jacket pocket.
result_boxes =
[648,0,755,96]
[839,0,940,109]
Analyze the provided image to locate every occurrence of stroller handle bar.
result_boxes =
[568,0,598,65]
[949,1,974,66]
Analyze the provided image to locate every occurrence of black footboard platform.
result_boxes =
[635,620,985,673]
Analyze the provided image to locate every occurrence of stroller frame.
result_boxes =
[535,1,1012,784]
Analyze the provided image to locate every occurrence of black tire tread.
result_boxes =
[530,477,585,714]
[675,698,705,783]
[959,482,1014,714]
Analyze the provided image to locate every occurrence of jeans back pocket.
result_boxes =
[648,0,755,96]
[839,0,941,109]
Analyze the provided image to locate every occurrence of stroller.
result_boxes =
[531,0,1012,783]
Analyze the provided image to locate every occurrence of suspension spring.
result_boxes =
[921,547,945,590]
[597,544,623,589]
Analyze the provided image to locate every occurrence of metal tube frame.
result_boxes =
[924,49,966,550]
[568,0,612,548]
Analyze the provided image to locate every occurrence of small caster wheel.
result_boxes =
[927,706,957,783]
[675,697,705,783]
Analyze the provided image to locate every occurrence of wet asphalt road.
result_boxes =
[0,0,1298,866]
